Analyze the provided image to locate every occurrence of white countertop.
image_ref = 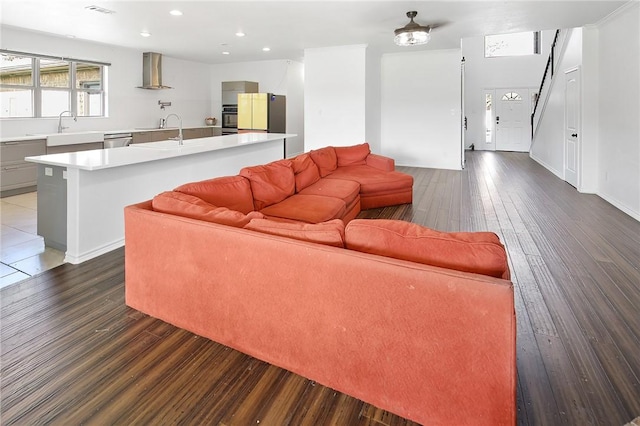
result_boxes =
[25,133,293,171]
[0,126,222,143]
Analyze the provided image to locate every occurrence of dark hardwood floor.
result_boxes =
[1,151,639,425]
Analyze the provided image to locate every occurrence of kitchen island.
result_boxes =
[26,133,292,264]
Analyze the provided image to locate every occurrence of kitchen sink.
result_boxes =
[45,132,105,147]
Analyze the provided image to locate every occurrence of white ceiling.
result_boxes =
[0,1,628,64]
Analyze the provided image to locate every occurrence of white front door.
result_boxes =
[564,68,580,188]
[495,88,531,152]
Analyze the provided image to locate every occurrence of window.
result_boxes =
[0,53,34,117]
[485,93,493,144]
[0,50,109,118]
[485,31,541,58]
[501,92,522,101]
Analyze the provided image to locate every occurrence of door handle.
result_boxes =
[571,133,578,138]
[496,116,500,124]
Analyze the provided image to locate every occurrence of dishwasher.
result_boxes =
[103,132,133,148]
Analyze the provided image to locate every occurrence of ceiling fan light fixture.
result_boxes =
[394,11,431,46]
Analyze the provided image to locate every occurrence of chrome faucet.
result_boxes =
[165,113,183,145]
[57,110,77,133]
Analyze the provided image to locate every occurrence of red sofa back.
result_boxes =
[125,201,517,425]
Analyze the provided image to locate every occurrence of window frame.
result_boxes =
[0,49,110,119]
[484,31,541,58]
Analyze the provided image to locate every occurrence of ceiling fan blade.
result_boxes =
[426,21,450,31]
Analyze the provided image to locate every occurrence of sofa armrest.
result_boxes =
[365,153,395,171]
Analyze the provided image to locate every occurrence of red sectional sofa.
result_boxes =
[124,144,517,425]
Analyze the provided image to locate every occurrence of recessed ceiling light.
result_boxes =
[140,31,151,37]
[66,34,76,39]
[169,10,182,16]
[262,47,271,52]
[222,51,230,55]
[235,32,245,37]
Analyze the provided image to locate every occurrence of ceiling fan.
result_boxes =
[394,11,445,47]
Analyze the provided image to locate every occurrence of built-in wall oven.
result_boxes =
[221,104,238,135]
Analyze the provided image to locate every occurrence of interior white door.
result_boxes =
[495,88,531,152]
[564,68,580,188]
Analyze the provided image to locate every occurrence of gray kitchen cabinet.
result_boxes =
[222,81,259,105]
[37,164,67,251]
[222,81,259,92]
[132,131,152,144]
[151,129,179,142]
[134,128,219,144]
[132,130,178,143]
[182,128,201,140]
[131,129,178,143]
[183,127,214,140]
[46,142,104,155]
[1,138,46,197]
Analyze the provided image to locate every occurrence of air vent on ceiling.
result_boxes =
[85,5,116,14]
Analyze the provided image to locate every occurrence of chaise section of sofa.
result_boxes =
[309,144,413,209]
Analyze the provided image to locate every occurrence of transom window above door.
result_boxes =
[501,92,522,101]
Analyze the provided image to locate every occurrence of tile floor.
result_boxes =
[1,192,65,289]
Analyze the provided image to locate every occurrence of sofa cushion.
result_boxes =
[245,218,345,248]
[345,219,510,280]
[259,194,346,223]
[240,160,296,210]
[334,143,371,167]
[298,178,360,206]
[152,191,264,228]
[325,165,413,196]
[309,147,338,177]
[174,175,255,214]
[365,153,395,172]
[291,154,321,192]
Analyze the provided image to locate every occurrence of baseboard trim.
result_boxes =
[597,192,640,222]
[529,153,564,180]
[64,238,125,265]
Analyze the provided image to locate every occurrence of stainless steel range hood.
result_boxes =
[138,52,173,90]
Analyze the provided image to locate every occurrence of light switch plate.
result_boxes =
[45,167,53,176]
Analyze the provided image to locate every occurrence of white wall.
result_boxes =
[381,49,462,170]
[365,48,382,153]
[596,2,640,220]
[285,61,305,157]
[462,31,553,151]
[580,25,599,193]
[530,28,583,178]
[0,26,212,137]
[304,45,367,150]
[209,59,305,157]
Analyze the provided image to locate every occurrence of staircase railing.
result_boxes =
[531,29,561,138]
